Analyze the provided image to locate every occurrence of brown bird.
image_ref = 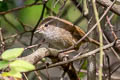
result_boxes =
[35,16,99,50]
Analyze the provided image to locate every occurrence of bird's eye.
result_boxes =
[45,24,48,27]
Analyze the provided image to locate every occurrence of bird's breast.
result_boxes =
[43,27,76,49]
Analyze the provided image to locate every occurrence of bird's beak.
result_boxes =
[34,29,40,33]
[34,26,44,34]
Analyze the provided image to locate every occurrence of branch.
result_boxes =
[20,48,59,64]
[96,0,120,15]
[19,41,115,71]
[37,41,114,70]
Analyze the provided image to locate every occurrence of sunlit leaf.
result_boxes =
[10,60,35,72]
[2,70,22,78]
[1,72,10,77]
[2,48,24,61]
[0,60,9,69]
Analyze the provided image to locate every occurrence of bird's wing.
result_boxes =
[39,16,85,38]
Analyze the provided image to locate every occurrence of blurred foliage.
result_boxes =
[0,0,120,79]
[18,0,44,26]
[0,1,8,12]
[111,14,120,24]
[78,72,86,79]
[0,0,88,36]
[78,60,87,79]
[0,0,119,36]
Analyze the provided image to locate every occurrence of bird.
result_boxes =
[35,16,99,50]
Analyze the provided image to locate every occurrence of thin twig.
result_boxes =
[3,15,19,32]
[0,3,43,15]
[92,0,103,80]
[103,14,120,61]
[0,28,5,52]
[59,0,116,53]
[106,16,118,40]
[34,71,42,80]
[30,1,47,45]
[16,18,26,32]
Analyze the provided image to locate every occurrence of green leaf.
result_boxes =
[2,72,10,77]
[2,70,22,78]
[2,48,24,61]
[10,60,35,72]
[9,70,22,78]
[0,60,9,69]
